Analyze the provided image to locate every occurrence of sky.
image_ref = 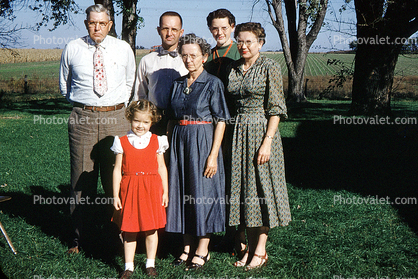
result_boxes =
[13,0,356,51]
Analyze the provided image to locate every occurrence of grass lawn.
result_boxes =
[0,98,417,278]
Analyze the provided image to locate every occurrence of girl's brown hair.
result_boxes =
[125,99,162,124]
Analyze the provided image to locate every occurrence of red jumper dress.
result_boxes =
[118,134,166,232]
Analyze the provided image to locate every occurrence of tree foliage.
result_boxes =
[28,0,81,31]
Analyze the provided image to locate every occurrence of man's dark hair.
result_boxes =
[206,9,235,28]
[159,11,183,27]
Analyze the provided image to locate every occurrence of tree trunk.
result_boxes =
[287,49,307,102]
[121,0,138,55]
[266,0,328,103]
[351,0,418,116]
[350,43,402,116]
[94,0,117,38]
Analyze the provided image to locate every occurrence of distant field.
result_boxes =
[264,52,418,77]
[1,49,417,78]
[0,49,417,101]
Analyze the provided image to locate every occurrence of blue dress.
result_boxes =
[166,70,231,236]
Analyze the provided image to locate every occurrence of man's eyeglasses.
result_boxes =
[87,21,110,28]
[159,27,181,34]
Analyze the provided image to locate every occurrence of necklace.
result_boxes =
[242,63,253,72]
[213,43,233,61]
[183,87,192,94]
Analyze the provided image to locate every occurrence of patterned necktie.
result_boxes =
[93,44,108,96]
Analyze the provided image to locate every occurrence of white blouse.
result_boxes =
[111,131,169,155]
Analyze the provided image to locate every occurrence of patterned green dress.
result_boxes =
[226,55,291,228]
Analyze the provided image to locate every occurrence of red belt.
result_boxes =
[178,120,212,126]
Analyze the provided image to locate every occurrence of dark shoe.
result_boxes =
[146,267,157,278]
[185,253,210,271]
[119,270,133,279]
[171,251,189,266]
[66,246,79,254]
[245,252,268,271]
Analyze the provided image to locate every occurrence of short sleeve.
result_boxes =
[209,77,231,121]
[266,59,287,119]
[110,136,123,154]
[157,135,169,154]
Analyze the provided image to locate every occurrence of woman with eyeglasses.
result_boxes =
[225,22,291,271]
[165,33,230,271]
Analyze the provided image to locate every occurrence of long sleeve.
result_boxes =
[126,47,136,98]
[133,58,149,101]
[59,45,71,102]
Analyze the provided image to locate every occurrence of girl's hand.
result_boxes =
[162,193,169,208]
[257,140,272,165]
[113,197,122,210]
[204,154,218,178]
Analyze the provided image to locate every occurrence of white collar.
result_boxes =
[127,130,151,140]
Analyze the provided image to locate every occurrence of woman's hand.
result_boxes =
[113,196,122,210]
[204,154,218,178]
[257,139,272,165]
[162,193,169,208]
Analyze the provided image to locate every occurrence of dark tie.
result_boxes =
[159,49,178,57]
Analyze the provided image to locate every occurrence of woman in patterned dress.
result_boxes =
[225,22,291,270]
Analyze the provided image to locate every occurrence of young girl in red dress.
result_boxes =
[111,100,169,278]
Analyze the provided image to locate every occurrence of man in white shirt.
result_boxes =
[59,4,136,254]
[134,11,188,135]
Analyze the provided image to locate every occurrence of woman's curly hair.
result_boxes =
[178,33,211,56]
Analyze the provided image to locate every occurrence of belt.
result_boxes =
[123,171,157,176]
[73,102,125,112]
[178,120,212,126]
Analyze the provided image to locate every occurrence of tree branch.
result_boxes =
[306,0,328,48]
[266,0,295,75]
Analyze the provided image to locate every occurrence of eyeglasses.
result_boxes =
[87,21,109,28]
[159,27,181,34]
[237,40,259,47]
[181,54,202,61]
[210,26,230,33]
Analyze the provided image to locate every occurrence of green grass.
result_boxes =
[1,98,417,278]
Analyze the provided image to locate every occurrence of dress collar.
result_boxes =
[237,54,264,73]
[127,130,151,140]
[185,69,209,85]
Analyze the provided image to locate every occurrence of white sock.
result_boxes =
[125,262,134,271]
[145,259,155,268]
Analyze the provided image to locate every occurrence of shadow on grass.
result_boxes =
[0,185,124,271]
[284,103,418,233]
[0,97,72,115]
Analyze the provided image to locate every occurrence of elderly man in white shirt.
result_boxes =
[59,4,136,254]
[134,11,188,135]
